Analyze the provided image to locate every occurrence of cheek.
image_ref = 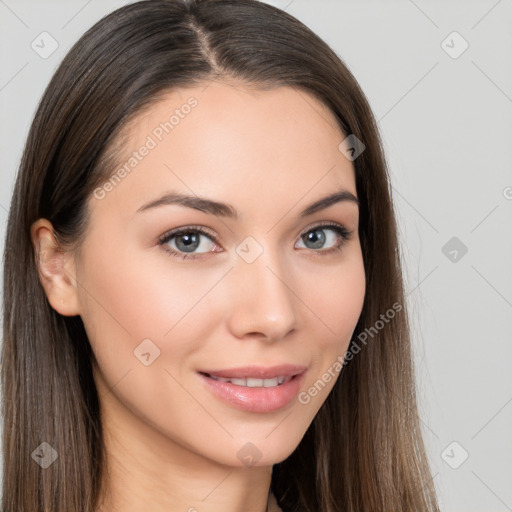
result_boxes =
[76,240,225,366]
[292,251,365,411]
[76,243,229,434]
[301,251,366,350]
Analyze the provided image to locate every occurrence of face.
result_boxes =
[69,80,365,467]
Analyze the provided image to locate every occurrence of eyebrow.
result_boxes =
[136,189,359,219]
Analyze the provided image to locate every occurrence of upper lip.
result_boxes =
[199,364,307,379]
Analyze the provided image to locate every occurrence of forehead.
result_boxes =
[90,80,356,222]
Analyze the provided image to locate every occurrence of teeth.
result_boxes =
[208,375,292,387]
[231,377,250,386]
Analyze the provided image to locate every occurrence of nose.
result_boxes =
[225,249,299,342]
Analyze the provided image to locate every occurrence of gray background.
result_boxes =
[1,1,511,510]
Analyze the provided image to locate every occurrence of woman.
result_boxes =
[1,1,440,511]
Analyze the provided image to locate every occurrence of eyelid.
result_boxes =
[301,220,351,236]
[157,224,218,244]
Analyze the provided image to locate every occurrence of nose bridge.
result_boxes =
[226,239,298,340]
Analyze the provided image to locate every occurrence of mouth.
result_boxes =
[196,365,307,413]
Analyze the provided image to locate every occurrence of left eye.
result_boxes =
[296,224,350,251]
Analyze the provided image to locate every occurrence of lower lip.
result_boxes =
[198,372,305,413]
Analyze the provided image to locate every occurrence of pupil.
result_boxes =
[305,230,325,249]
[176,232,199,252]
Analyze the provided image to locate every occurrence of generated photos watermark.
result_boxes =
[93,96,198,200]
[298,301,402,405]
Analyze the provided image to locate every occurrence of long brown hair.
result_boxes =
[1,1,440,511]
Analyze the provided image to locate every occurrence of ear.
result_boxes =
[30,218,81,316]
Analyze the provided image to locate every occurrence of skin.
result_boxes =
[31,80,366,512]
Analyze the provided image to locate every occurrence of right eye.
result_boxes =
[158,225,222,261]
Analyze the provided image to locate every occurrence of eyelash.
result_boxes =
[157,222,352,261]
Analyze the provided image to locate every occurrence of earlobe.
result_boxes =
[30,219,81,317]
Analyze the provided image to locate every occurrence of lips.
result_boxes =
[196,364,307,412]
[198,368,306,413]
